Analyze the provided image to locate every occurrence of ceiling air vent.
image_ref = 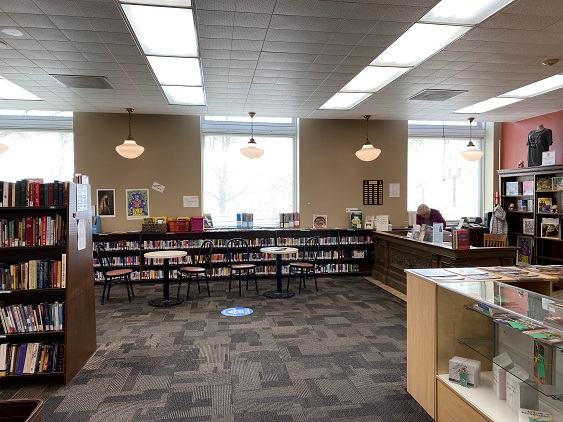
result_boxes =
[409,89,467,101]
[50,74,115,89]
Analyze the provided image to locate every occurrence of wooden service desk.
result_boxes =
[372,230,517,294]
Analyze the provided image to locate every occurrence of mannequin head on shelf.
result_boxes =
[537,124,544,131]
[517,160,524,168]
[552,205,559,213]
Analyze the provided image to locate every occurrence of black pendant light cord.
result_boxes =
[127,108,134,140]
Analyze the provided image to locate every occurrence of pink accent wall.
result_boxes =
[501,110,563,169]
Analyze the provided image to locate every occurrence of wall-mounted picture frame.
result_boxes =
[126,188,150,220]
[96,189,115,217]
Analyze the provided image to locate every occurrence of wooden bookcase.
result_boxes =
[0,183,96,386]
[498,165,563,265]
[93,228,374,283]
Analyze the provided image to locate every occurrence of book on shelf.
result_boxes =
[523,218,534,235]
[522,180,534,195]
[538,197,552,212]
[349,210,362,229]
[537,177,552,190]
[541,218,560,238]
[419,224,427,242]
[432,222,443,243]
[312,214,327,229]
[451,229,470,249]
[517,199,527,211]
[516,235,533,266]
[364,215,374,230]
[505,181,522,195]
[203,214,213,228]
[553,176,563,191]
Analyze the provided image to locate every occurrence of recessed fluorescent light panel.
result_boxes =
[420,0,515,25]
[147,56,202,86]
[371,23,470,67]
[0,77,41,100]
[120,0,191,6]
[121,4,197,57]
[319,93,371,110]
[341,66,410,93]
[119,1,205,106]
[163,86,205,105]
[499,75,563,98]
[454,97,522,114]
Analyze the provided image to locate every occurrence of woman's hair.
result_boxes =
[417,204,430,215]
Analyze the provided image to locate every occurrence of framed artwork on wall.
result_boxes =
[96,189,115,218]
[126,188,150,220]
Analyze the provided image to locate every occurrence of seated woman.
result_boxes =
[416,204,447,229]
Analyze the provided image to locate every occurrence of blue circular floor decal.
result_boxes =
[221,307,253,317]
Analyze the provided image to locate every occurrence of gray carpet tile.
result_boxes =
[6,276,433,422]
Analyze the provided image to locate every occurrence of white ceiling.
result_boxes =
[0,0,563,122]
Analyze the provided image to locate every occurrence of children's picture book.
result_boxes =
[517,199,527,211]
[522,180,534,195]
[203,214,213,228]
[452,229,470,249]
[553,176,563,191]
[313,214,327,229]
[349,210,363,229]
[516,235,533,266]
[364,215,375,230]
[537,177,552,190]
[541,218,560,238]
[505,181,521,195]
[523,218,534,235]
[538,197,552,212]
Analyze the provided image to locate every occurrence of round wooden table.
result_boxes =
[144,250,187,307]
[260,246,298,298]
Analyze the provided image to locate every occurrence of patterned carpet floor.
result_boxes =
[3,276,432,422]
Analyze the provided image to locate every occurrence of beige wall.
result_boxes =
[299,119,408,228]
[74,112,408,232]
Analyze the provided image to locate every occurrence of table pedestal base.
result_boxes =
[263,290,295,299]
[149,297,184,307]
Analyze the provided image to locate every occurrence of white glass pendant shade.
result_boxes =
[241,111,264,158]
[0,143,8,154]
[116,138,145,159]
[240,138,264,159]
[460,117,483,161]
[460,141,484,161]
[116,108,144,159]
[356,115,381,161]
[355,143,381,161]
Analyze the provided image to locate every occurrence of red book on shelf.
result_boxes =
[25,217,33,246]
[453,229,471,250]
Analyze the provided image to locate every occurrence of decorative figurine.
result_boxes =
[509,203,516,211]
[552,205,559,213]
[517,160,524,168]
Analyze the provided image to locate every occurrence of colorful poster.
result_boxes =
[126,189,149,220]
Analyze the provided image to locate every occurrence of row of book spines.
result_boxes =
[0,302,64,334]
[0,255,66,291]
[451,229,470,249]
[0,180,69,208]
[95,264,365,281]
[0,342,64,376]
[96,241,141,250]
[279,213,300,228]
[0,214,66,247]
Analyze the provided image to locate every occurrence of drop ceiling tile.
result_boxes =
[98,31,136,45]
[232,27,267,41]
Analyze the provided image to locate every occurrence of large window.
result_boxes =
[202,116,297,227]
[408,122,483,221]
[0,111,74,183]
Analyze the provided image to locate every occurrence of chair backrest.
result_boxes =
[95,242,111,274]
[196,240,214,268]
[226,238,250,264]
[302,237,320,262]
[483,233,508,247]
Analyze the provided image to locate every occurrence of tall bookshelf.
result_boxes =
[498,165,563,265]
[0,182,96,385]
[93,228,374,283]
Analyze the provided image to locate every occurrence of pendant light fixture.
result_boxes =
[355,115,381,162]
[240,111,264,159]
[0,143,8,154]
[116,108,145,159]
[460,117,484,161]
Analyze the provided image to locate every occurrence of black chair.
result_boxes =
[226,238,258,296]
[95,242,135,304]
[177,240,214,300]
[287,237,320,293]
